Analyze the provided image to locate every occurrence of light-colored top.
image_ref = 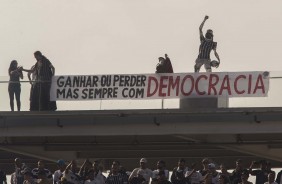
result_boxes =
[129,168,152,182]
[185,170,203,184]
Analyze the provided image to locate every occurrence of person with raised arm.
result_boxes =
[194,15,220,72]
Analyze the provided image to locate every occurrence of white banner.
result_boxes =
[50,72,269,101]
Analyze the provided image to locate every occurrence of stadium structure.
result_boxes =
[1,71,282,175]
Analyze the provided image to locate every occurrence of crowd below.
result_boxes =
[0,157,282,184]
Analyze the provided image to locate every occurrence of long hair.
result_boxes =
[34,51,49,62]
[8,60,17,74]
[34,50,42,57]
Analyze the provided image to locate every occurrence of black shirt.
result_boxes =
[250,169,269,184]
[0,170,6,184]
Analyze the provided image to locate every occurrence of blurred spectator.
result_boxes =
[230,159,245,184]
[275,169,282,184]
[22,168,35,184]
[152,160,169,182]
[208,163,219,184]
[84,169,95,184]
[37,170,53,184]
[129,158,152,184]
[129,169,146,184]
[220,164,231,177]
[203,173,213,184]
[54,160,66,184]
[31,160,53,182]
[265,172,277,184]
[106,161,127,184]
[62,160,81,184]
[119,165,129,183]
[200,158,210,177]
[155,171,172,184]
[249,160,270,184]
[185,163,203,184]
[171,159,189,184]
[93,160,106,184]
[0,169,7,184]
[78,159,92,182]
[239,170,252,184]
[219,174,230,184]
[12,158,28,184]
[219,164,231,184]
[266,162,275,176]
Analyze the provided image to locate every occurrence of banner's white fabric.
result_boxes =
[50,72,269,101]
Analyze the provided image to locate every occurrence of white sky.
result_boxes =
[0,0,282,110]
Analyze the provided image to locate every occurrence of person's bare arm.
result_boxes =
[22,67,35,73]
[186,169,196,178]
[9,68,23,79]
[128,168,137,181]
[199,16,209,38]
[213,49,220,67]
[78,159,89,175]
[19,71,23,79]
[9,69,20,76]
[64,161,74,174]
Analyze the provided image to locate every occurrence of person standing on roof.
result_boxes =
[194,15,220,72]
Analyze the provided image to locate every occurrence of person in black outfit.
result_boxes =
[249,160,272,184]
[156,54,174,73]
[8,60,23,111]
[275,170,282,184]
[22,51,56,111]
[230,159,245,184]
[155,171,172,184]
[0,169,7,184]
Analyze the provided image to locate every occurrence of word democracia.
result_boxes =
[53,73,267,100]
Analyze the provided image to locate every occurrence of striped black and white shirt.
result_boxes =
[31,168,53,180]
[197,35,217,60]
[106,173,127,184]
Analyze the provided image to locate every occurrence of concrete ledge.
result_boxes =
[180,97,229,109]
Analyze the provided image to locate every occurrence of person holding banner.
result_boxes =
[22,51,56,111]
[156,54,174,73]
[194,15,220,73]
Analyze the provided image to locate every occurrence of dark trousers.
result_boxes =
[8,84,21,111]
[30,81,56,111]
